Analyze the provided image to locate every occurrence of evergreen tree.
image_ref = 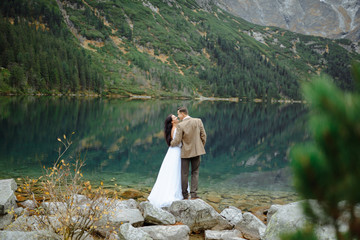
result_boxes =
[287,64,360,239]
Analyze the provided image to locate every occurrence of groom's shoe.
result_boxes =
[191,196,200,200]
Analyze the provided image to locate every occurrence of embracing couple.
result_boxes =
[148,106,207,208]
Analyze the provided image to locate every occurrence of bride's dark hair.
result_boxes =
[164,114,173,146]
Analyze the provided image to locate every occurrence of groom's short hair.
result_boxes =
[178,106,188,115]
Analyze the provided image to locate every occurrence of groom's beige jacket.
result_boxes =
[170,117,206,158]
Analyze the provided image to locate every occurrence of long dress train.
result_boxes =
[148,130,183,208]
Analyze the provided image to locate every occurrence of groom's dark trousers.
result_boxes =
[181,156,200,199]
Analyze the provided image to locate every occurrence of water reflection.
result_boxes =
[0,96,309,192]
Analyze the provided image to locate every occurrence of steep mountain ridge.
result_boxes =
[215,0,360,42]
[0,0,359,98]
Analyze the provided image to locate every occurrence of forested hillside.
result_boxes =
[0,0,359,99]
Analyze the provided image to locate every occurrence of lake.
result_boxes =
[0,96,309,208]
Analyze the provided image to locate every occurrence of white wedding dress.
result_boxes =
[148,129,184,208]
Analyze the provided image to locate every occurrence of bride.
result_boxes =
[148,114,184,208]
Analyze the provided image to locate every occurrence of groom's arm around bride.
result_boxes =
[170,107,206,199]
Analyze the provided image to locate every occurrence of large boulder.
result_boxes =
[205,229,245,240]
[235,212,266,240]
[0,230,58,240]
[6,214,61,231]
[96,205,145,237]
[220,206,243,226]
[0,179,17,215]
[140,202,175,225]
[140,225,190,240]
[118,223,152,240]
[94,207,145,234]
[266,204,281,223]
[169,199,232,232]
[263,201,337,240]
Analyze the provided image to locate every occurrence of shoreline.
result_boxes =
[13,178,300,222]
[0,93,306,103]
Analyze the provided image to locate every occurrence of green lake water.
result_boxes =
[0,96,309,200]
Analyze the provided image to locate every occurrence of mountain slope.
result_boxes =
[0,0,359,99]
[215,0,360,42]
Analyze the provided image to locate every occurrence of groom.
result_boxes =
[171,107,206,200]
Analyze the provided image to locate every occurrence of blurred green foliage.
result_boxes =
[289,63,360,239]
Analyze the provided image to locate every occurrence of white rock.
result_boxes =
[95,207,144,236]
[235,212,266,240]
[0,179,17,215]
[109,208,144,227]
[115,199,139,209]
[140,201,175,225]
[0,179,17,191]
[14,207,24,216]
[0,230,57,240]
[6,214,61,231]
[21,200,37,210]
[0,213,13,230]
[266,204,282,223]
[220,206,243,226]
[205,229,245,240]
[72,194,91,205]
[41,202,67,215]
[118,223,152,240]
[263,200,336,240]
[169,199,232,232]
[140,225,190,240]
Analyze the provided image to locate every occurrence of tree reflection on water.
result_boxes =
[0,96,308,191]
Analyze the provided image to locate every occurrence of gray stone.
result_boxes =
[0,179,17,191]
[96,207,144,236]
[6,215,61,231]
[73,230,95,240]
[263,200,337,240]
[109,208,144,227]
[220,206,243,226]
[21,200,37,210]
[14,207,24,216]
[0,179,17,215]
[266,204,281,223]
[205,229,245,240]
[118,223,152,240]
[169,199,232,232]
[115,199,139,209]
[235,212,266,240]
[140,225,190,240]
[41,202,67,215]
[73,194,91,205]
[0,213,13,230]
[0,230,57,240]
[140,202,175,225]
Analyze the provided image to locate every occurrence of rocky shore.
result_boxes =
[0,179,339,239]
